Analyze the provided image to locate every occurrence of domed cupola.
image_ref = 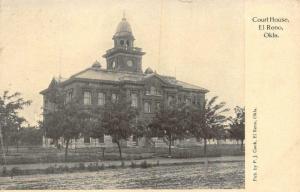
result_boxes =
[113,16,135,48]
[114,17,134,38]
[103,14,145,74]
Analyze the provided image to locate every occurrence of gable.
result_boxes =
[142,74,174,88]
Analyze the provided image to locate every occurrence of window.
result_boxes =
[98,92,105,106]
[112,61,116,69]
[167,96,174,106]
[186,98,191,105]
[156,90,162,95]
[83,91,91,105]
[84,136,90,144]
[111,93,118,103]
[144,102,151,113]
[178,97,182,103]
[146,86,162,96]
[66,91,73,103]
[150,86,156,95]
[192,95,197,104]
[131,93,138,107]
[156,102,161,111]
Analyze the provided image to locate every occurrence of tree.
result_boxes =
[102,91,138,160]
[133,119,154,147]
[18,126,43,146]
[151,103,186,156]
[42,86,87,160]
[188,96,229,155]
[0,91,31,152]
[85,106,106,156]
[228,106,245,151]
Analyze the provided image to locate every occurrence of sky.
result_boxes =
[0,0,244,125]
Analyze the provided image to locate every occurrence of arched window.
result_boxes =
[144,102,151,113]
[120,40,124,46]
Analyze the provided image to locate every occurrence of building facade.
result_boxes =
[40,16,209,148]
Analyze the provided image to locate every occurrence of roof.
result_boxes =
[67,67,208,93]
[71,68,144,82]
[176,80,208,91]
[41,65,208,94]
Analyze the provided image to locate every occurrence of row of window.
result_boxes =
[83,91,120,106]
[144,102,161,113]
[65,91,200,109]
[145,86,162,96]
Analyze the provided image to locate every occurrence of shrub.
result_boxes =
[45,166,55,174]
[58,165,65,172]
[87,163,95,171]
[2,166,7,176]
[11,167,22,175]
[121,161,125,167]
[108,164,116,169]
[64,165,69,171]
[99,163,105,170]
[130,161,136,168]
[140,160,150,168]
[78,162,85,170]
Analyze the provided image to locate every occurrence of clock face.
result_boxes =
[127,60,133,67]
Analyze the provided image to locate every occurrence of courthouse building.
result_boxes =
[40,16,209,148]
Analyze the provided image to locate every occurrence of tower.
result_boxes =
[103,16,145,73]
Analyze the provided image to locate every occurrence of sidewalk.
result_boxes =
[0,156,244,171]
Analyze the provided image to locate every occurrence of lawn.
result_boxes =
[0,144,244,165]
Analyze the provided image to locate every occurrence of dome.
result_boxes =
[92,60,101,69]
[145,67,154,74]
[114,17,133,37]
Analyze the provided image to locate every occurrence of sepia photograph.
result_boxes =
[0,0,245,189]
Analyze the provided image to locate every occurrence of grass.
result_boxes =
[0,144,244,165]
